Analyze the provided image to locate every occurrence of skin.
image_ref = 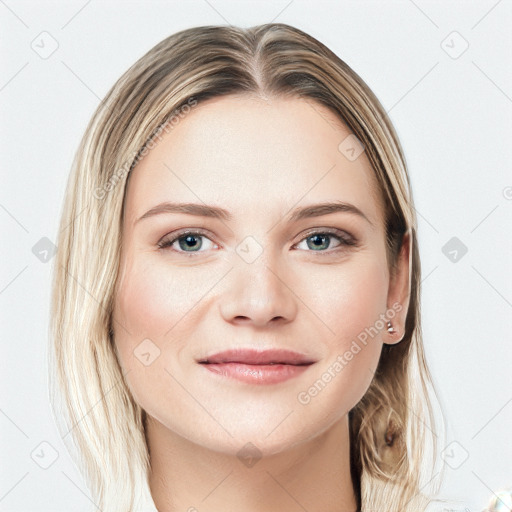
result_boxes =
[112,94,411,512]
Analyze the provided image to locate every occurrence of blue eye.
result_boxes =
[157,231,216,254]
[295,230,356,253]
[298,233,338,251]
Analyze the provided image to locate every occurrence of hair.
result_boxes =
[49,23,443,511]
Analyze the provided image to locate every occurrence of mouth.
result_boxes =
[197,348,316,385]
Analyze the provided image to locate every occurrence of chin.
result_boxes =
[199,430,307,460]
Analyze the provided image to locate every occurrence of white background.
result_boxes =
[1,1,511,510]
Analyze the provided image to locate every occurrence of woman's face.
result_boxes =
[113,94,407,456]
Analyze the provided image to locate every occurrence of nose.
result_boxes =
[219,257,298,329]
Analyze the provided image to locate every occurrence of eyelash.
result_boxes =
[157,228,357,257]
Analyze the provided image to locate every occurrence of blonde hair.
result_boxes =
[49,23,443,511]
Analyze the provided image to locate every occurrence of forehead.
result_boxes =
[123,94,384,228]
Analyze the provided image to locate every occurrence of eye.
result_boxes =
[294,229,356,254]
[157,230,217,255]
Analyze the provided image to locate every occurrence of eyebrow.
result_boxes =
[135,200,372,226]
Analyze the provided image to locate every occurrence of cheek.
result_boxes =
[315,256,389,343]
[301,257,389,412]
[112,257,221,402]
[114,257,212,342]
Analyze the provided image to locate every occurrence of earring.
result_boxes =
[384,426,395,447]
[387,321,395,334]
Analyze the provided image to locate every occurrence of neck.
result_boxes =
[146,415,358,512]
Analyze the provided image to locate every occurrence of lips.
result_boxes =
[198,348,316,366]
[198,349,316,385]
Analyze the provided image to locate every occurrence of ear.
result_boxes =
[384,229,412,345]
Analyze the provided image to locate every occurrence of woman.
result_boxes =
[49,23,441,511]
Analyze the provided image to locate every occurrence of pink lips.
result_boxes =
[198,349,316,385]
